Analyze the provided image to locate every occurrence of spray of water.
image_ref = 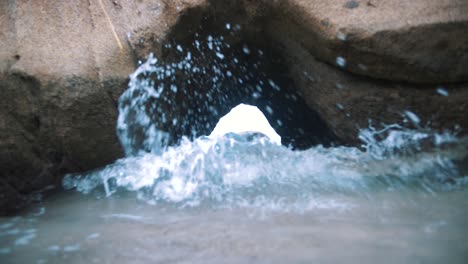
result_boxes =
[63,32,468,212]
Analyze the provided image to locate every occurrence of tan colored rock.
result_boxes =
[272,33,468,144]
[0,0,205,214]
[270,0,468,83]
[263,0,468,142]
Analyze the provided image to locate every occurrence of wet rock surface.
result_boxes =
[0,0,203,214]
[274,37,468,144]
[264,0,468,143]
[272,0,468,83]
[1,0,467,213]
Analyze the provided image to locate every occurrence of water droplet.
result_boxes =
[216,52,225,60]
[336,56,346,67]
[242,45,250,55]
[268,79,281,91]
[337,32,347,41]
[266,106,274,115]
[436,87,449,97]
[404,110,420,125]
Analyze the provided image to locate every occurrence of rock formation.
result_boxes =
[1,0,467,214]
[0,0,204,213]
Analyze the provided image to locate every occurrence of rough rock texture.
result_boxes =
[263,0,468,143]
[1,0,468,214]
[270,0,468,83]
[0,0,204,214]
[273,36,468,144]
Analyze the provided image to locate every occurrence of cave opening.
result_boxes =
[131,1,338,150]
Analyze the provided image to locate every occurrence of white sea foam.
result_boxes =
[64,123,467,211]
[63,36,468,212]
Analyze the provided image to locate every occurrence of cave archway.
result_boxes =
[128,0,338,150]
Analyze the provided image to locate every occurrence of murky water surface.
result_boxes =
[1,186,467,264]
[1,131,468,263]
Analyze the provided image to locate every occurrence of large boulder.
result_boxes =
[273,35,468,145]
[0,0,204,214]
[264,0,468,143]
[270,0,468,83]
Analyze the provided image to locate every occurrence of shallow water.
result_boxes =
[1,131,468,263]
[1,186,467,264]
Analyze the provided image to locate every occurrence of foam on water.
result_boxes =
[63,34,468,212]
[63,124,467,211]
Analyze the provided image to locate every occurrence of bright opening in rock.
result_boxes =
[127,2,338,151]
[209,103,281,145]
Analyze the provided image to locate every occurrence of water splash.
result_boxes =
[117,53,170,156]
[117,30,335,154]
[64,125,468,211]
[63,33,468,212]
